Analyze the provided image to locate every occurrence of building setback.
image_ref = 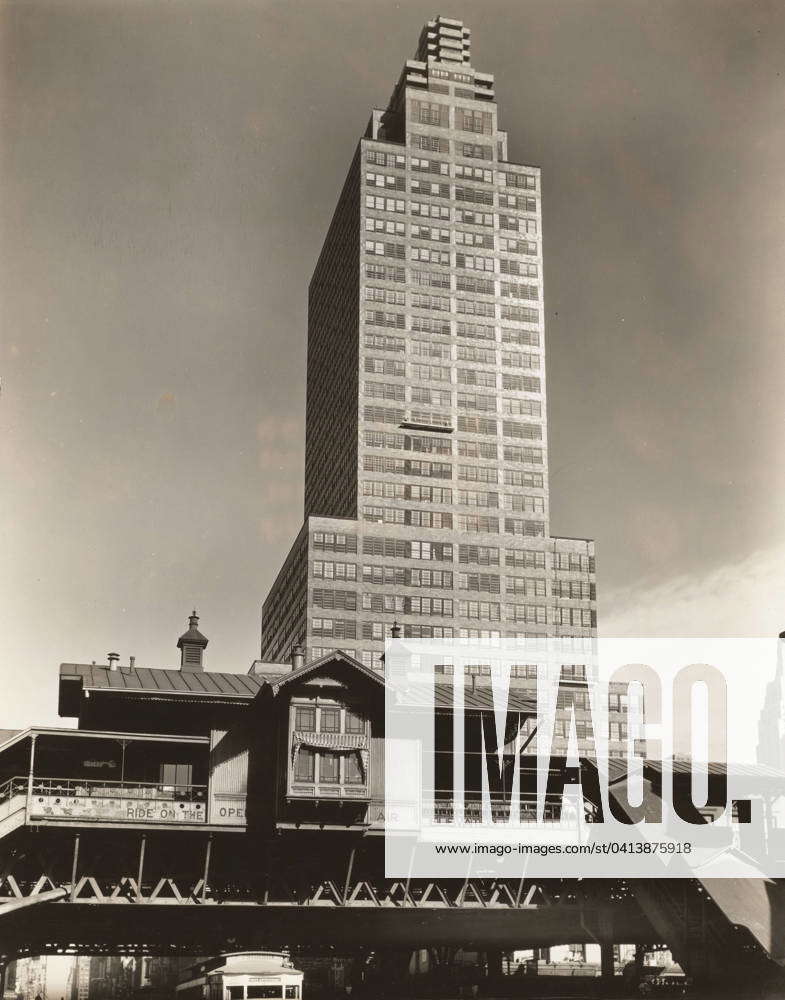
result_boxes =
[261,16,597,672]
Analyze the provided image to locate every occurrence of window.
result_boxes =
[294,747,315,782]
[455,209,494,227]
[285,989,300,1000]
[458,108,493,134]
[410,133,449,153]
[159,763,192,790]
[295,706,316,731]
[504,469,544,488]
[410,179,450,199]
[313,560,357,581]
[345,710,365,734]
[502,328,540,348]
[455,186,494,207]
[455,230,494,249]
[503,171,537,190]
[229,989,244,1000]
[365,263,405,283]
[411,224,450,243]
[503,398,541,417]
[365,172,406,191]
[458,572,501,593]
[412,100,449,127]
[411,201,451,220]
[365,286,406,305]
[458,368,496,388]
[366,149,406,169]
[458,415,497,435]
[366,217,405,236]
[455,164,493,183]
[459,600,501,621]
[410,156,449,176]
[344,754,364,784]
[457,322,495,341]
[320,707,340,732]
[456,275,495,295]
[459,544,500,566]
[456,252,495,272]
[505,548,546,569]
[460,141,493,160]
[365,195,406,214]
[248,989,282,999]
[320,753,340,784]
[504,445,543,465]
[501,304,539,323]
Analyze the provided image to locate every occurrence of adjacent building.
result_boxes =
[261,16,597,671]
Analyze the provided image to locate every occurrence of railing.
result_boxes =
[424,796,595,824]
[0,776,27,807]
[28,776,207,801]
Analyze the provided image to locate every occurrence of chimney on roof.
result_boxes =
[291,643,305,671]
[129,656,136,669]
[177,610,208,672]
[108,652,120,671]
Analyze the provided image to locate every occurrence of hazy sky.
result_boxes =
[2,0,784,729]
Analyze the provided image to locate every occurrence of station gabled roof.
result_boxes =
[270,649,385,693]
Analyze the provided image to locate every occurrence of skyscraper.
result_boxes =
[261,16,597,670]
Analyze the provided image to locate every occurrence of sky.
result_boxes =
[2,0,784,729]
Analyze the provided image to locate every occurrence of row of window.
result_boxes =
[358,340,542,370]
[311,638,597,670]
[362,505,453,528]
[293,704,364,733]
[310,534,595,572]
[365,147,537,191]
[364,265,540,299]
[315,626,595,654]
[311,569,584,598]
[363,429,546,460]
[362,453,548,484]
[364,195,540,236]
[362,455,545,481]
[365,221,539,267]
[365,379,543,404]
[314,603,596,635]
[365,195,540,242]
[410,101,495,136]
[293,749,363,785]
[366,182,538,218]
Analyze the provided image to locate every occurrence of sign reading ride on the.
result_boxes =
[29,793,206,824]
[384,637,785,879]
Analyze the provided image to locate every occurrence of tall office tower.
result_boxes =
[261,16,597,671]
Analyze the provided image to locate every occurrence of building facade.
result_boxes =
[261,16,597,670]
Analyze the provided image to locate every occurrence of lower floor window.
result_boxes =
[320,752,340,783]
[293,749,364,786]
[294,748,315,782]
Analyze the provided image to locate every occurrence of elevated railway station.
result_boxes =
[0,617,784,994]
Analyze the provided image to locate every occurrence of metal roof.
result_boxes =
[0,727,209,754]
[404,683,537,713]
[59,663,261,698]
